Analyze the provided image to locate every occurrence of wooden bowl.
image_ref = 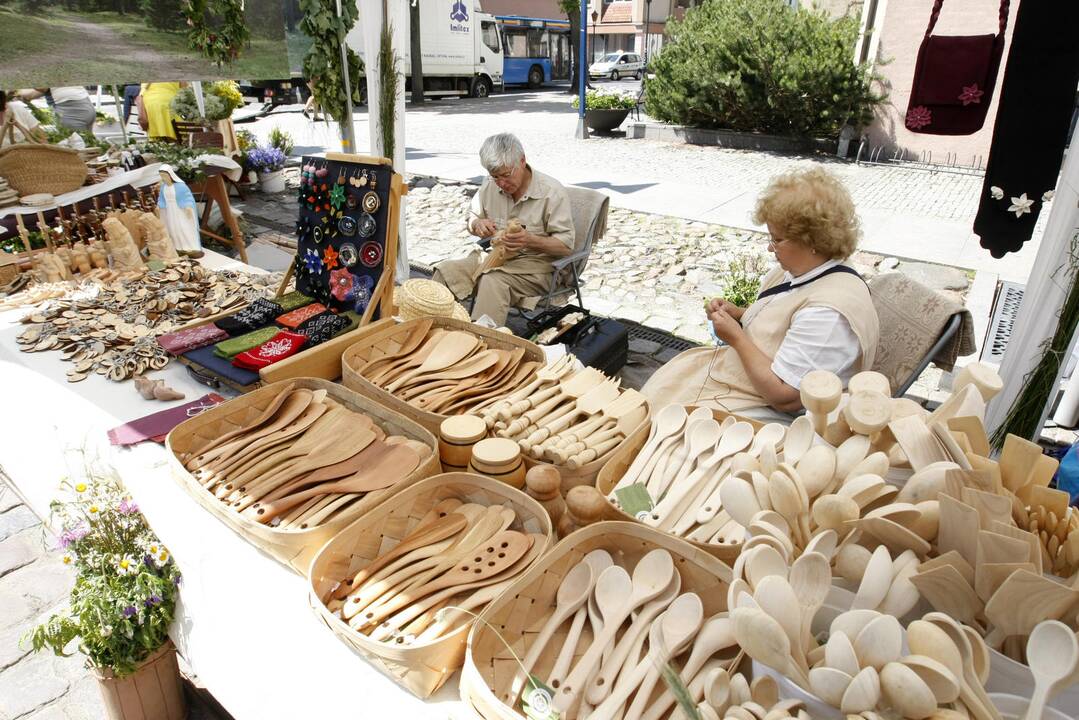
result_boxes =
[308,472,554,698]
[461,521,733,720]
[165,378,440,574]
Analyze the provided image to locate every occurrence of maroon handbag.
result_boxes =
[904,0,1009,135]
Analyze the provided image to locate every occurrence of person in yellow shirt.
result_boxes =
[137,82,185,140]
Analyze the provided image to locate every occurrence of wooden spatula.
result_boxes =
[523,377,622,447]
[185,382,297,461]
[397,349,501,397]
[384,332,480,393]
[250,443,421,523]
[358,530,533,629]
[368,329,447,385]
[188,387,312,470]
[327,511,467,602]
[356,319,434,376]
[433,357,537,415]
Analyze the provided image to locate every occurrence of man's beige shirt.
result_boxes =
[468,167,575,275]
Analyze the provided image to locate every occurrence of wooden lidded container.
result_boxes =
[438,415,488,473]
[469,437,525,488]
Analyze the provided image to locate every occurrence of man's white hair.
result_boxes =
[479,133,525,173]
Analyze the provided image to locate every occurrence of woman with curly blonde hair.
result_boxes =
[643,168,880,418]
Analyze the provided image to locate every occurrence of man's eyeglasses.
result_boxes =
[490,167,516,181]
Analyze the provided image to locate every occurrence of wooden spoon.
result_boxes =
[789,551,830,652]
[553,549,675,713]
[593,593,704,720]
[715,475,762,527]
[545,549,614,691]
[586,565,681,705]
[853,613,903,670]
[639,613,735,720]
[519,560,594,678]
[900,655,960,704]
[808,666,852,707]
[366,328,447,384]
[783,416,814,465]
[667,422,755,534]
[643,419,722,523]
[754,575,810,675]
[921,613,1002,720]
[730,607,810,688]
[1022,620,1079,720]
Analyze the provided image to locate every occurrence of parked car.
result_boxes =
[588,52,645,81]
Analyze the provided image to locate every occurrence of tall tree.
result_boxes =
[409,0,424,103]
[559,0,583,94]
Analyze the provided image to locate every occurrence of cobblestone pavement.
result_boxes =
[243,91,1045,280]
[236,176,964,401]
[0,482,224,720]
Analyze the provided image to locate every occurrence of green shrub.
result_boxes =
[722,254,768,308]
[645,0,884,137]
[572,90,636,111]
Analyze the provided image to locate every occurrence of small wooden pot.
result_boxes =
[93,640,186,720]
[469,437,525,489]
[439,414,488,473]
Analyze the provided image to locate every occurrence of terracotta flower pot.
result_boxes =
[93,640,187,720]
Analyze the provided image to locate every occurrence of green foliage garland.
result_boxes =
[182,0,250,66]
[645,0,884,138]
[378,14,398,161]
[170,81,244,122]
[991,233,1079,448]
[300,0,364,123]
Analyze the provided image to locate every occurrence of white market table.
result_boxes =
[0,252,471,719]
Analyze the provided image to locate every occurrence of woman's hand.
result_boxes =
[708,306,745,346]
[706,297,745,321]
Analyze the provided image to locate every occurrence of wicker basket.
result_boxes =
[165,377,440,575]
[0,144,88,195]
[341,317,546,435]
[308,472,554,698]
[461,521,734,720]
[588,408,765,565]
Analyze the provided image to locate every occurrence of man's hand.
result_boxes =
[471,218,498,238]
[708,306,745,346]
[501,225,531,252]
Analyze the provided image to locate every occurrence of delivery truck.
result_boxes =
[347,0,505,98]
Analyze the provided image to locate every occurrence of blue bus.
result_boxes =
[496,15,572,88]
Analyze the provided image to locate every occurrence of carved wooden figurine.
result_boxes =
[102,217,144,271]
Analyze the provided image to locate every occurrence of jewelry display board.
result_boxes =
[293,153,403,323]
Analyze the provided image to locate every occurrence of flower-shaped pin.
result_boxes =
[329,183,346,210]
[958,84,984,106]
[906,106,932,130]
[323,245,339,270]
[353,275,375,313]
[1008,193,1034,218]
[330,267,355,302]
[302,248,324,274]
[990,186,1004,200]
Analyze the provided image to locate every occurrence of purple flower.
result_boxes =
[122,606,137,618]
[247,146,286,173]
[144,594,163,607]
[60,525,89,548]
[174,574,182,586]
[118,500,139,515]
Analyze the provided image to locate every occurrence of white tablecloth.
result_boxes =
[0,252,469,719]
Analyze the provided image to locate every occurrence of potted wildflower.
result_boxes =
[26,469,185,720]
[247,145,287,193]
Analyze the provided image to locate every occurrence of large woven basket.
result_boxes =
[0,144,88,195]
[341,316,546,434]
[461,521,734,720]
[165,377,440,575]
[308,472,554,698]
[589,408,764,565]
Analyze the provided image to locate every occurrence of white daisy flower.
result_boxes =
[116,556,137,575]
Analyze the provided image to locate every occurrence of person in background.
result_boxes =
[431,133,575,326]
[137,82,184,140]
[642,168,880,421]
[0,91,47,143]
[122,84,141,127]
[16,87,96,132]
[302,80,322,121]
